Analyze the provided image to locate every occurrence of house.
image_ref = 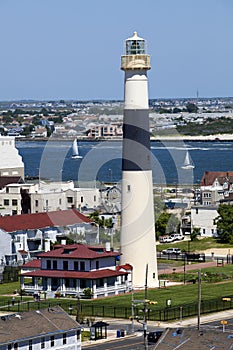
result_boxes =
[20,243,132,298]
[0,180,101,216]
[0,306,81,350]
[200,171,233,205]
[191,205,218,237]
[0,209,98,265]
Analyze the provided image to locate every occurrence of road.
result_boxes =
[83,332,157,349]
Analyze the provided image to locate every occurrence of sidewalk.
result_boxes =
[82,309,233,346]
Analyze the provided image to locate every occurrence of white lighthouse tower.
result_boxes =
[120,32,158,288]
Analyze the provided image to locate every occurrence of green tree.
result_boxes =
[186,102,198,113]
[215,204,233,243]
[190,227,200,241]
[155,212,179,239]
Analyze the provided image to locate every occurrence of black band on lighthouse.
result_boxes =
[122,109,151,171]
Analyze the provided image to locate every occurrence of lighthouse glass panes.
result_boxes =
[126,38,145,55]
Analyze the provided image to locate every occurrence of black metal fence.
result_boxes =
[1,295,233,322]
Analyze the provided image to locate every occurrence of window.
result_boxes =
[63,333,67,345]
[77,329,81,340]
[94,195,96,202]
[29,339,32,350]
[63,261,68,270]
[80,261,85,271]
[12,199,18,206]
[67,197,73,203]
[47,260,51,269]
[35,200,38,207]
[203,228,206,235]
[41,337,45,349]
[96,261,99,270]
[50,336,54,347]
[196,208,198,214]
[74,261,79,270]
[127,185,131,192]
[81,196,83,203]
[59,198,62,205]
[6,187,9,193]
[4,199,9,206]
[12,210,17,215]
[53,260,57,270]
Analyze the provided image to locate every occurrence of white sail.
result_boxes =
[72,139,83,159]
[181,151,194,170]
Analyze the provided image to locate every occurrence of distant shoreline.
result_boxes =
[15,134,233,142]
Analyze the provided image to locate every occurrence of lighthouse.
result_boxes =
[120,32,158,288]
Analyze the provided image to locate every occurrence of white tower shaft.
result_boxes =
[120,32,158,288]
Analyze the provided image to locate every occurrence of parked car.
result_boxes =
[162,248,181,255]
[159,235,174,243]
[147,330,163,343]
[169,233,184,241]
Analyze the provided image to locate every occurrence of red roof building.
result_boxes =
[0,209,98,266]
[0,209,91,233]
[20,243,132,299]
[200,171,233,205]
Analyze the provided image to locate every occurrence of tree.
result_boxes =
[215,204,233,243]
[190,227,200,241]
[186,102,198,114]
[155,212,179,239]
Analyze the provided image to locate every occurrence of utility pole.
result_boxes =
[197,270,201,331]
[131,287,134,333]
[143,264,148,350]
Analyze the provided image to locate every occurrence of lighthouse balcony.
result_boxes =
[121,54,151,70]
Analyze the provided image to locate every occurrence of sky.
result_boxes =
[0,0,232,101]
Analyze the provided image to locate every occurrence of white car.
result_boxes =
[162,248,181,255]
[159,235,174,243]
[169,233,184,241]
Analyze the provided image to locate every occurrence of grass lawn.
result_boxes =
[0,281,20,295]
[156,237,233,253]
[81,280,233,310]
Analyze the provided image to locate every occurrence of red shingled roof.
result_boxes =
[200,171,233,186]
[37,244,119,259]
[0,209,92,233]
[21,268,127,279]
[22,259,41,269]
[116,263,133,271]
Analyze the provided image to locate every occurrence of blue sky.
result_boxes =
[0,0,232,101]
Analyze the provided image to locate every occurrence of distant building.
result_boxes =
[0,136,24,179]
[87,123,122,138]
[200,171,233,205]
[0,306,81,350]
[0,209,98,265]
[0,180,101,216]
[20,243,132,298]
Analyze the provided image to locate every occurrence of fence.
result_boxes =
[1,295,233,322]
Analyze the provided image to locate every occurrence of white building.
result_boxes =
[0,180,101,216]
[0,306,81,350]
[20,243,132,299]
[191,205,218,237]
[0,136,24,179]
[0,209,98,265]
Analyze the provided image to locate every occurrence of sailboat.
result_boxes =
[181,151,195,170]
[72,139,83,159]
